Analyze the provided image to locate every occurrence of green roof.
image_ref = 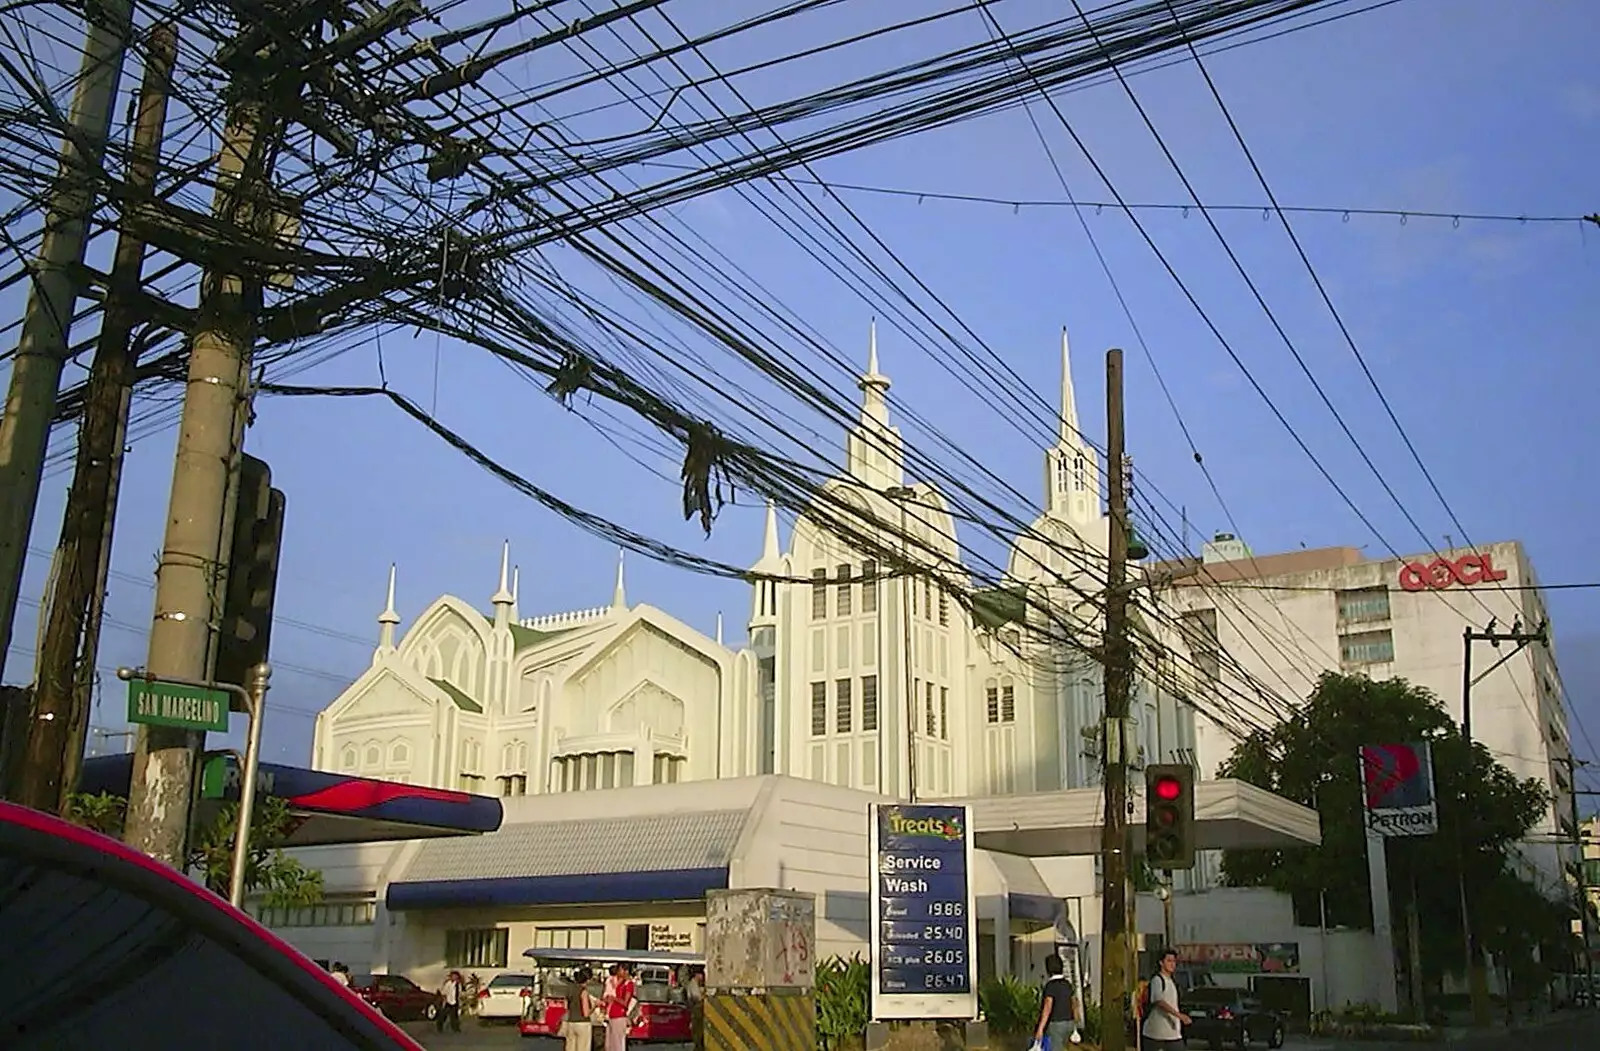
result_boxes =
[481,612,577,653]
[428,677,482,713]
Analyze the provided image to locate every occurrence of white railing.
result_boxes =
[521,606,613,630]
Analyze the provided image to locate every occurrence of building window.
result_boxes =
[811,682,827,736]
[458,773,485,792]
[446,927,510,969]
[940,687,949,741]
[861,560,878,613]
[836,564,853,616]
[938,589,948,627]
[862,675,879,732]
[535,926,604,950]
[1055,455,1070,494]
[836,678,853,733]
[496,773,528,796]
[925,682,936,737]
[923,579,933,620]
[1073,453,1086,491]
[553,751,635,792]
[1340,629,1395,665]
[626,924,651,951]
[653,754,685,784]
[986,681,1000,725]
[253,898,377,929]
[812,568,828,619]
[1337,586,1391,624]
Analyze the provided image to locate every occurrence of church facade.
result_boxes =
[311,326,1208,833]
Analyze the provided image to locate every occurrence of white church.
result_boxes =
[311,326,1208,815]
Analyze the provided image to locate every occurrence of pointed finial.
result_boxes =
[715,611,724,646]
[868,316,879,375]
[492,540,514,605]
[379,563,399,624]
[511,565,520,603]
[1059,326,1079,441]
[612,548,627,608]
[761,500,780,562]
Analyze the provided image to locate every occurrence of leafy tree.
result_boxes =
[1218,673,1551,986]
[64,791,322,907]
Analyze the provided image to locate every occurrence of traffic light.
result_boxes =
[214,454,285,691]
[1145,763,1196,871]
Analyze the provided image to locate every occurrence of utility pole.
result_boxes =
[0,0,134,685]
[1099,348,1133,1051]
[11,23,177,816]
[121,87,275,868]
[1558,755,1595,1006]
[1458,617,1549,1026]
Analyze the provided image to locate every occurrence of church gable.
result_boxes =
[326,664,439,725]
[399,596,491,698]
[608,681,686,737]
[561,616,720,739]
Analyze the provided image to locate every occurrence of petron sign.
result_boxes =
[869,803,978,1020]
[126,679,230,734]
[1361,742,1438,837]
[1397,552,1507,593]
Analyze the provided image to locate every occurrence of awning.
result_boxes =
[77,753,503,846]
[956,778,1321,858]
[384,807,750,912]
[388,867,729,911]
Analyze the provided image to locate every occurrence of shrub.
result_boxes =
[816,955,870,1050]
[980,975,1042,1036]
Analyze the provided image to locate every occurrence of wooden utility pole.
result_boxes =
[1099,348,1133,1051]
[121,91,274,868]
[0,0,133,686]
[13,23,178,816]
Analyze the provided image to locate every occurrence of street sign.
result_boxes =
[1361,742,1438,837]
[126,679,230,733]
[868,802,978,1020]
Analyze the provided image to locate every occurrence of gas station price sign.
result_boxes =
[868,803,978,1020]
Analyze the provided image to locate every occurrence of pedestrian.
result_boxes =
[436,969,463,1033]
[1141,949,1192,1051]
[603,962,637,1051]
[1030,954,1082,1051]
[563,967,596,1051]
[686,966,706,1047]
[329,962,351,988]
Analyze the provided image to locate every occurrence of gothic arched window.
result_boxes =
[1072,453,1087,492]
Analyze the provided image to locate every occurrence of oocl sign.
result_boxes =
[1396,552,1507,593]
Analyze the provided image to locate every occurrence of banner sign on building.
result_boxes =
[1176,942,1301,975]
[1361,742,1438,837]
[868,803,978,1020]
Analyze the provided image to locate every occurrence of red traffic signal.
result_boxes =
[1144,763,1196,871]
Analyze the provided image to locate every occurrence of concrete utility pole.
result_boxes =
[1458,618,1548,1026]
[121,94,274,869]
[12,23,177,816]
[1099,348,1133,1051]
[0,0,134,685]
[1558,755,1595,1007]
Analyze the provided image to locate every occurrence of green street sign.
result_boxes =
[126,679,230,733]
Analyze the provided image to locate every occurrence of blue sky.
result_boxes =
[3,0,1597,788]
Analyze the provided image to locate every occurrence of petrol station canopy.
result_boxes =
[954,778,1321,858]
[78,753,503,846]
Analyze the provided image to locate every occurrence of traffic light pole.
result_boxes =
[1099,348,1133,1051]
[122,94,275,869]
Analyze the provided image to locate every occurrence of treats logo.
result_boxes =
[885,809,964,841]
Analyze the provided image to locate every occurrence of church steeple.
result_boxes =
[612,549,627,609]
[1044,327,1101,525]
[375,563,400,662]
[846,319,904,489]
[491,540,514,626]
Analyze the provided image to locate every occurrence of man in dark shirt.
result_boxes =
[1032,954,1081,1050]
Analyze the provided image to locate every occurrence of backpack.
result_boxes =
[1136,974,1165,1018]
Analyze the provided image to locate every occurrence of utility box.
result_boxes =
[703,888,816,1051]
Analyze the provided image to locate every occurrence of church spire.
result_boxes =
[761,500,780,562]
[612,548,627,609]
[1059,326,1079,443]
[491,540,514,624]
[376,563,400,657]
[1044,326,1100,525]
[846,319,904,488]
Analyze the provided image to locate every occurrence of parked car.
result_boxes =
[0,799,422,1050]
[477,973,535,1023]
[1182,987,1286,1049]
[349,974,441,1022]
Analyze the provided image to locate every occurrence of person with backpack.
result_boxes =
[1141,949,1191,1051]
[1030,954,1083,1051]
